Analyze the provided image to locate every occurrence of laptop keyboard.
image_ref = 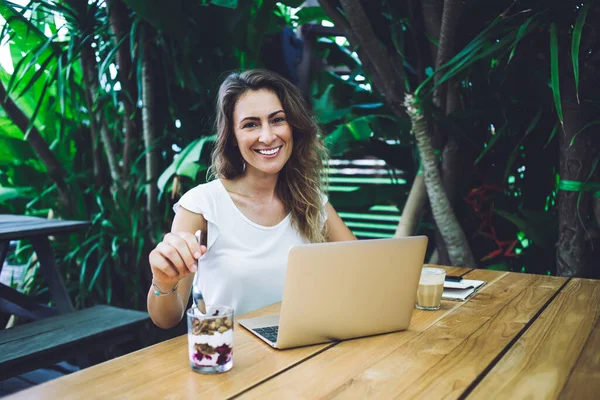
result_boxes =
[254,325,279,343]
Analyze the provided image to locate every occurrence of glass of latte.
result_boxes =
[416,267,446,310]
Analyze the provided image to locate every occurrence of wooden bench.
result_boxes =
[0,305,149,380]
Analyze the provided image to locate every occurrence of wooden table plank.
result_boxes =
[559,304,600,399]
[467,278,600,400]
[5,303,332,400]
[236,267,501,399]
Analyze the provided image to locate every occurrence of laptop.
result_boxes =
[238,236,428,349]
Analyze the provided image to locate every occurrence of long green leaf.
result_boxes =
[570,120,600,146]
[97,34,128,83]
[19,31,59,83]
[16,53,55,98]
[508,17,536,64]
[475,125,506,164]
[525,107,543,135]
[24,71,53,139]
[571,2,592,104]
[57,52,65,115]
[87,253,109,292]
[0,186,35,202]
[80,242,101,286]
[210,0,239,8]
[417,9,536,99]
[544,122,559,149]
[550,23,563,128]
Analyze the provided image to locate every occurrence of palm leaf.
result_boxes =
[550,23,563,128]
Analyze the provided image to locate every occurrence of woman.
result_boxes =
[148,69,356,328]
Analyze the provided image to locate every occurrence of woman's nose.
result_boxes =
[259,125,276,144]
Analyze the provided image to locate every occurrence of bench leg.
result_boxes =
[0,240,10,276]
[30,236,74,314]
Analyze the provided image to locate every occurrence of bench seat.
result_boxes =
[0,305,149,380]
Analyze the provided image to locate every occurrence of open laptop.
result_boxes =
[238,236,428,349]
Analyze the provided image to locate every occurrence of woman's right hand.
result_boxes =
[149,232,207,289]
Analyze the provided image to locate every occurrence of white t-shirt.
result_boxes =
[174,179,328,316]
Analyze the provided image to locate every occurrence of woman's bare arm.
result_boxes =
[324,202,357,242]
[147,208,207,328]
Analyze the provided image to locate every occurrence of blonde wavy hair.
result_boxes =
[209,69,328,243]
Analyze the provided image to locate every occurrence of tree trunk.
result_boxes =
[421,0,443,63]
[336,0,405,109]
[428,0,464,265]
[395,173,427,237]
[405,94,476,268]
[80,43,122,187]
[0,80,71,210]
[556,77,594,277]
[433,0,461,111]
[107,0,138,176]
[141,49,158,231]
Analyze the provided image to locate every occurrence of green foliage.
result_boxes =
[157,135,216,194]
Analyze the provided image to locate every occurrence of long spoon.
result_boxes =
[192,230,207,314]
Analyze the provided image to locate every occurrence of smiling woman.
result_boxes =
[147,69,356,328]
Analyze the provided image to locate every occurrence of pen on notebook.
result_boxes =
[445,275,464,282]
[193,230,207,314]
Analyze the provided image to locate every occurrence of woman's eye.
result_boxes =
[272,117,285,124]
[243,122,258,129]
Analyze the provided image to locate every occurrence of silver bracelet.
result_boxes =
[152,280,179,296]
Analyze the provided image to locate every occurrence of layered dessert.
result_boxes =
[188,309,233,369]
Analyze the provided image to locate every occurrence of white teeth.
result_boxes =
[258,147,280,155]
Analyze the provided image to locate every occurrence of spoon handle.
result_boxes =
[193,230,206,314]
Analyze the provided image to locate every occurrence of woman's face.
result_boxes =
[231,89,293,177]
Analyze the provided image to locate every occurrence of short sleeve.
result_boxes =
[173,185,210,216]
[172,182,220,249]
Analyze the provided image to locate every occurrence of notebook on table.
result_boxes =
[442,279,486,301]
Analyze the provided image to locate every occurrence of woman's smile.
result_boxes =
[254,145,283,157]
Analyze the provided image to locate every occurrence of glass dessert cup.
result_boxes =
[187,305,234,374]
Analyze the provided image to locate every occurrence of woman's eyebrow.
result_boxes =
[238,109,284,124]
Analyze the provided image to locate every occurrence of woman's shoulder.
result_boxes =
[174,179,223,215]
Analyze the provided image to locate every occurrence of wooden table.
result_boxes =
[0,214,89,319]
[7,267,599,399]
